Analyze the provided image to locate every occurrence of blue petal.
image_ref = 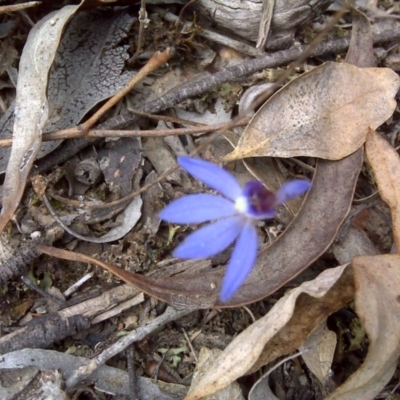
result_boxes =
[219,222,258,302]
[173,216,243,259]
[159,194,236,224]
[178,157,242,201]
[275,179,311,205]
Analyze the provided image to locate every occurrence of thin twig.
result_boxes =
[289,158,315,173]
[0,114,248,149]
[0,1,41,14]
[262,350,306,378]
[153,351,168,383]
[178,0,197,21]
[128,109,208,126]
[182,327,198,363]
[91,293,144,324]
[353,191,379,203]
[63,273,93,298]
[336,199,381,242]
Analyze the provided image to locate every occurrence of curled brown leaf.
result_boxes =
[224,62,399,161]
[0,3,83,233]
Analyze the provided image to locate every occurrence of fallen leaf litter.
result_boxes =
[0,2,400,399]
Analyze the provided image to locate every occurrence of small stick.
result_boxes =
[262,350,306,378]
[0,114,249,148]
[128,109,209,126]
[0,1,41,14]
[159,8,263,57]
[63,273,93,298]
[182,327,198,363]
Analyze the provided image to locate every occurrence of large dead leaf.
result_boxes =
[327,255,400,399]
[365,130,400,251]
[184,265,354,399]
[223,62,399,161]
[0,3,83,233]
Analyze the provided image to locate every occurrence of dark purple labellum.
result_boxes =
[242,181,276,216]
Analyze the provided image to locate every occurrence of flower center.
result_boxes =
[236,180,276,217]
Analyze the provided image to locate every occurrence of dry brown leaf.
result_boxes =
[223,62,399,161]
[184,265,354,400]
[0,3,83,233]
[365,130,400,251]
[300,320,337,384]
[327,254,400,399]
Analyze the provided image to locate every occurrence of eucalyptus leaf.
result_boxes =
[224,62,400,161]
[0,3,83,233]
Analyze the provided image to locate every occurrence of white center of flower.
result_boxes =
[234,195,248,214]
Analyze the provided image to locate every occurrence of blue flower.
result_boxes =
[159,157,311,302]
